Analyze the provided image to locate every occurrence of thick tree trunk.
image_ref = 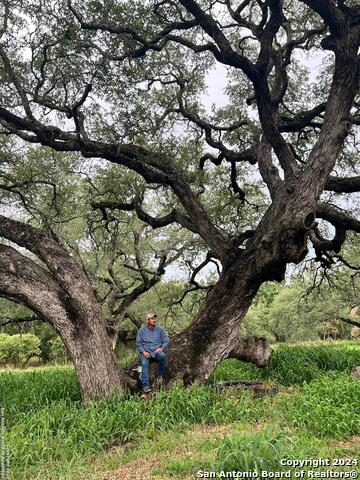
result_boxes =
[56,313,127,403]
[164,190,304,387]
[126,330,272,390]
[164,251,271,385]
[0,243,130,403]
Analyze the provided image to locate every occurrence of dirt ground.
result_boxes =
[102,424,230,480]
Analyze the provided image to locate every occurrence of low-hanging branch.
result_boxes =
[337,316,360,329]
[316,204,360,234]
[325,175,360,193]
[0,244,68,329]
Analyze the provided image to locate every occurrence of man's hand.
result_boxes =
[155,348,163,353]
[143,351,151,358]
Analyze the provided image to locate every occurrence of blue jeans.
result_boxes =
[140,351,166,389]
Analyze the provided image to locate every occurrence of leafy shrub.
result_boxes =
[48,337,69,363]
[0,333,40,366]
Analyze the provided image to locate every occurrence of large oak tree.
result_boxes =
[0,0,359,400]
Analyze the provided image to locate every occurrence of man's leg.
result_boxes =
[140,354,150,391]
[154,351,166,376]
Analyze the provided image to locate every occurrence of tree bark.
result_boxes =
[163,183,308,386]
[228,336,272,368]
[60,312,128,403]
[164,251,270,385]
[0,243,129,403]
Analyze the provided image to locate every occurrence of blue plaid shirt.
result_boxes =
[136,325,169,357]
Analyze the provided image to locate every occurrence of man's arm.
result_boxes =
[160,327,169,351]
[136,327,146,353]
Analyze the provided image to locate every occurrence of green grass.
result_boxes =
[211,341,360,385]
[3,381,268,478]
[0,366,80,424]
[211,428,329,473]
[1,340,360,479]
[278,372,360,438]
[154,424,359,479]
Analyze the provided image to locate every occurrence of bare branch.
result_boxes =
[256,137,282,199]
[325,175,360,193]
[91,197,199,234]
[278,103,327,132]
[174,77,252,164]
[0,244,67,329]
[308,225,346,254]
[316,203,360,234]
[125,312,142,330]
[178,0,257,80]
[0,215,98,309]
[0,45,33,118]
[0,315,40,327]
[337,315,360,329]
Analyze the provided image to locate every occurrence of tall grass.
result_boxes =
[0,366,80,425]
[211,341,360,385]
[210,370,360,478]
[212,428,329,473]
[278,372,360,438]
[3,380,267,477]
[1,340,359,478]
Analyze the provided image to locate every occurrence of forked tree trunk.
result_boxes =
[0,202,324,399]
[165,251,274,385]
[164,191,304,386]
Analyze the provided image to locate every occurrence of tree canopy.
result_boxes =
[0,0,359,401]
